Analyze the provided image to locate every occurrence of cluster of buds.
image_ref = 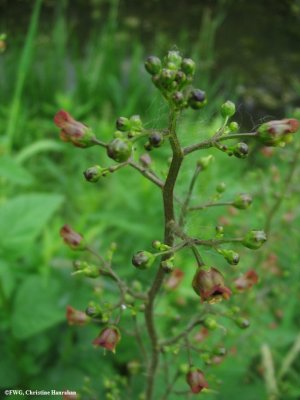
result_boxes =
[72,260,100,278]
[257,118,299,147]
[54,110,96,148]
[192,266,231,303]
[217,141,249,159]
[145,50,207,110]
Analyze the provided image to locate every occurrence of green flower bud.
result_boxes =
[130,115,143,132]
[204,317,218,330]
[165,50,182,67]
[181,58,196,76]
[197,155,214,169]
[217,249,240,265]
[152,74,162,89]
[188,89,207,109]
[161,258,174,273]
[84,165,107,182]
[216,182,226,193]
[175,71,187,87]
[221,101,236,118]
[172,91,186,108]
[233,193,252,210]
[242,230,267,249]
[116,117,131,132]
[215,225,224,237]
[85,302,103,318]
[160,68,176,88]
[144,141,152,151]
[107,139,132,162]
[73,260,100,278]
[149,132,164,148]
[229,121,239,132]
[234,317,250,329]
[145,56,162,75]
[132,251,155,269]
[233,142,249,158]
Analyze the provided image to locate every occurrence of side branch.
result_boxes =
[183,132,257,156]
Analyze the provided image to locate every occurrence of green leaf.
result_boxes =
[15,139,63,164]
[0,193,64,254]
[0,155,34,186]
[0,260,15,300]
[11,275,65,339]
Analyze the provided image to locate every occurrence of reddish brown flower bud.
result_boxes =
[54,110,96,148]
[60,225,86,250]
[186,368,209,394]
[92,326,121,353]
[234,269,259,291]
[257,118,299,146]
[164,268,184,290]
[192,267,231,303]
[66,306,89,326]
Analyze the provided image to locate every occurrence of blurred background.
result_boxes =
[0,0,300,399]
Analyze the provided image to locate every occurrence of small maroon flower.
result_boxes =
[54,110,96,148]
[258,118,299,146]
[192,267,231,303]
[164,268,184,290]
[66,305,89,326]
[60,225,86,250]
[92,326,121,353]
[234,269,259,291]
[186,368,209,394]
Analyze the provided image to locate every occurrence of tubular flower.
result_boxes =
[234,269,259,291]
[54,110,96,148]
[92,326,121,353]
[186,368,209,394]
[257,118,299,147]
[192,267,231,303]
[60,225,86,250]
[66,306,89,326]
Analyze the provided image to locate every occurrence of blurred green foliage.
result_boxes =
[0,0,300,399]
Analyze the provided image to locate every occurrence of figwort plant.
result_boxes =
[54,50,299,399]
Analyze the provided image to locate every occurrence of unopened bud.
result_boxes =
[197,154,214,169]
[132,251,155,269]
[181,58,196,76]
[188,89,207,109]
[234,317,250,329]
[218,249,240,265]
[149,132,164,148]
[221,101,236,118]
[242,230,267,249]
[233,193,252,210]
[145,56,162,75]
[84,165,107,182]
[116,117,131,132]
[107,139,132,162]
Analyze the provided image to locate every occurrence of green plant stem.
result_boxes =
[160,316,205,346]
[6,0,43,153]
[189,200,233,211]
[129,160,164,188]
[178,164,202,226]
[261,344,279,400]
[144,108,183,400]
[183,132,257,155]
